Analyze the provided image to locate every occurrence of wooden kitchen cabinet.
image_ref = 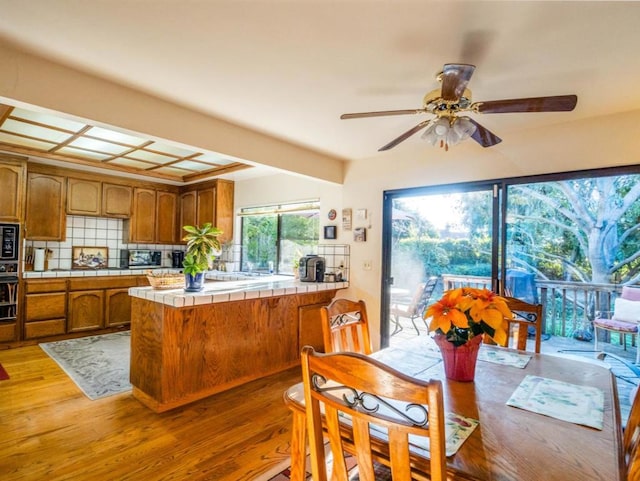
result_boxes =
[156,191,178,244]
[128,187,156,243]
[25,172,66,240]
[24,280,68,340]
[298,302,330,353]
[0,157,26,222]
[67,178,101,215]
[179,180,234,243]
[68,290,105,332]
[105,288,132,327]
[102,183,132,217]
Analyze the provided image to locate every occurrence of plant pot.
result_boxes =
[434,333,482,382]
[184,272,205,292]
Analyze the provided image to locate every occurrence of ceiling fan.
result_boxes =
[340,64,578,151]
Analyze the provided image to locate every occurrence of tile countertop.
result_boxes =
[22,267,177,278]
[128,275,349,308]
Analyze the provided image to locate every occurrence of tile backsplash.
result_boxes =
[24,215,185,270]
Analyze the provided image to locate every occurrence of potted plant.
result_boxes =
[182,223,223,292]
[424,287,512,381]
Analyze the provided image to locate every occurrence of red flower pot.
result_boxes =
[434,333,482,382]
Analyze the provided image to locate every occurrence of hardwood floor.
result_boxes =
[0,345,300,480]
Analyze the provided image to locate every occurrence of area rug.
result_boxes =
[0,362,9,380]
[39,331,131,400]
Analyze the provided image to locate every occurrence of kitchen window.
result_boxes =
[239,200,320,274]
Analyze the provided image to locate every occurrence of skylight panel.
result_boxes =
[1,118,73,143]
[11,107,86,132]
[171,160,215,171]
[150,142,197,157]
[0,131,56,150]
[57,146,113,161]
[86,126,147,146]
[126,150,176,164]
[109,157,157,169]
[153,166,193,176]
[193,152,235,165]
[67,137,131,155]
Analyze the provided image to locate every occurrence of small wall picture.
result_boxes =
[354,227,367,242]
[324,225,337,240]
[342,208,352,231]
[72,246,108,269]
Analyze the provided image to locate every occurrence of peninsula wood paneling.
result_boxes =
[130,290,336,412]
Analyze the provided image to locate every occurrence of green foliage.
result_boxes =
[182,223,223,275]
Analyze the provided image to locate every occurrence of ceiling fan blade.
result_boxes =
[378,120,431,151]
[340,109,426,119]
[468,118,502,147]
[474,95,578,114]
[440,63,476,101]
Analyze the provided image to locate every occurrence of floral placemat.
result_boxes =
[369,412,479,457]
[506,375,604,430]
[478,347,532,368]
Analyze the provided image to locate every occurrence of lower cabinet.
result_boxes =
[105,288,132,327]
[68,290,104,332]
[298,302,330,353]
[24,284,67,340]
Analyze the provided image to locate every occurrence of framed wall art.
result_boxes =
[353,227,367,242]
[72,246,108,269]
[323,225,337,240]
[342,208,352,231]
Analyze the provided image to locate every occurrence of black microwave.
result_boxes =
[119,250,162,268]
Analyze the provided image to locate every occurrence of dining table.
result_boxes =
[284,336,625,481]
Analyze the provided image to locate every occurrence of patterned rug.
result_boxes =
[39,331,131,400]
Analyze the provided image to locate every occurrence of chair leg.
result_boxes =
[594,325,600,352]
[409,316,421,336]
[391,315,403,336]
[289,410,307,481]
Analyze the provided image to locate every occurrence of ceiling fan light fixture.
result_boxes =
[453,116,477,141]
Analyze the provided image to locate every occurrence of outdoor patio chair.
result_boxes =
[390,276,438,336]
[320,298,372,355]
[301,346,447,481]
[594,286,640,365]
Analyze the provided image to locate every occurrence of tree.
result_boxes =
[508,175,640,284]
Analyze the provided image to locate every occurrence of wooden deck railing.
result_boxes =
[441,274,628,344]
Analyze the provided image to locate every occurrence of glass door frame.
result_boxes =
[381,180,502,348]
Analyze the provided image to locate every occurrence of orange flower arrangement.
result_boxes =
[424,287,512,347]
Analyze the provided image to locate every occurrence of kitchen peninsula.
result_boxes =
[128,274,347,412]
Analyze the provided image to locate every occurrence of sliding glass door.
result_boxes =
[382,183,500,347]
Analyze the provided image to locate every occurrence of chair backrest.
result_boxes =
[622,287,640,302]
[320,298,372,355]
[487,296,543,353]
[301,346,446,481]
[412,276,438,317]
[625,386,640,480]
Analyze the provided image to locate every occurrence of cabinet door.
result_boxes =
[298,303,329,353]
[105,288,131,327]
[196,187,215,227]
[0,161,25,222]
[156,191,178,244]
[68,290,104,332]
[180,190,197,238]
[67,178,101,215]
[129,188,156,243]
[25,173,66,240]
[102,183,132,217]
[214,180,234,243]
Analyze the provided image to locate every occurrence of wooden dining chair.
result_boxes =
[484,296,543,353]
[320,298,372,355]
[301,346,447,481]
[625,384,640,480]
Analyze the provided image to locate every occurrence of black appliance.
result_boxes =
[119,250,162,269]
[171,250,185,268]
[298,255,325,282]
[0,223,19,323]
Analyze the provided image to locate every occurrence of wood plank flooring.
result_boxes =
[0,345,300,480]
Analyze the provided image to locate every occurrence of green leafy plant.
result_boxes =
[182,223,223,275]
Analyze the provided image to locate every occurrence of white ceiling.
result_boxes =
[0,1,639,166]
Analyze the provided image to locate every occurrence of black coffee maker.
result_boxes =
[171,250,185,268]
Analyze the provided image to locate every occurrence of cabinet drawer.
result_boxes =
[24,319,66,339]
[25,280,67,294]
[25,292,67,321]
[0,322,16,342]
[68,276,141,291]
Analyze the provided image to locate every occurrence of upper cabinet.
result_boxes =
[180,180,234,243]
[126,188,178,244]
[67,178,132,218]
[67,178,101,215]
[25,173,66,241]
[0,157,26,222]
[102,183,132,218]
